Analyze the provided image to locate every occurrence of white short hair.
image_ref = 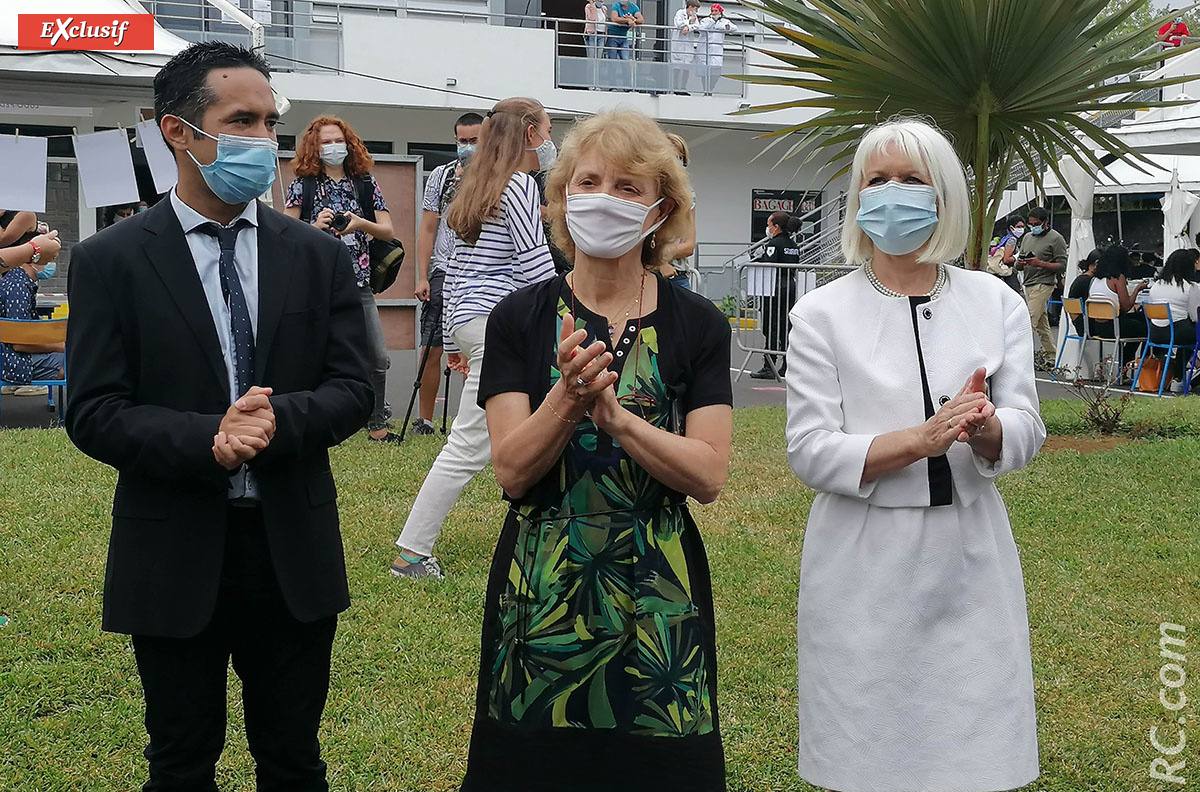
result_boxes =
[840,117,971,266]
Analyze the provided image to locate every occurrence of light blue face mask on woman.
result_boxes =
[174,116,279,205]
[855,181,939,256]
[36,262,56,280]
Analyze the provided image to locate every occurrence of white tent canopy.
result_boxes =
[1110,95,1200,157]
[0,0,189,81]
[1042,153,1200,195]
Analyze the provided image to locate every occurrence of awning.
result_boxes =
[1043,153,1200,195]
[0,0,189,85]
[1110,95,1200,157]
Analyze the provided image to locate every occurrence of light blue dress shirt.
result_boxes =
[169,189,261,500]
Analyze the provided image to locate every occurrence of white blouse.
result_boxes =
[785,266,1046,509]
[1146,279,1200,326]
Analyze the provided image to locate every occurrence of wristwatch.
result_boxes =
[29,241,40,265]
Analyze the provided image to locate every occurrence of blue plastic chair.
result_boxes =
[0,318,67,426]
[1053,298,1088,379]
[1130,303,1191,396]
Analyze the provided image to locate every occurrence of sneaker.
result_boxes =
[1170,380,1184,394]
[0,386,16,395]
[389,555,445,580]
[12,385,48,396]
[368,431,403,445]
[410,418,435,436]
[750,365,778,380]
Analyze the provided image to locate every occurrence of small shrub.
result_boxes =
[1049,361,1134,436]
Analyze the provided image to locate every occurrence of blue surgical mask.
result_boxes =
[855,181,939,256]
[36,262,56,280]
[457,143,477,164]
[1030,224,1046,235]
[174,116,279,205]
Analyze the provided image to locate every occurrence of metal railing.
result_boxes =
[729,260,856,380]
[145,0,754,97]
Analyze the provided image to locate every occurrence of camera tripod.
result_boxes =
[397,300,452,442]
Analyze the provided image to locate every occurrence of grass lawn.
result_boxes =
[2,400,1199,791]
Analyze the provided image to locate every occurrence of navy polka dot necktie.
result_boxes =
[199,220,254,396]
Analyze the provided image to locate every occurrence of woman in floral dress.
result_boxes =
[461,109,733,791]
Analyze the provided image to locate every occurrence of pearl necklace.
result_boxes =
[865,261,948,300]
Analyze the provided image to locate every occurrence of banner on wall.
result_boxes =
[750,189,822,242]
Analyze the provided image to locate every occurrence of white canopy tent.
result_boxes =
[1054,156,1098,373]
[1110,95,1200,157]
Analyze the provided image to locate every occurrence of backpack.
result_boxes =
[985,235,1015,276]
[299,174,405,294]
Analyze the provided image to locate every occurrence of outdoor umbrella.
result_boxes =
[1161,168,1200,255]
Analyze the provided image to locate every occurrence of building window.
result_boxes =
[408,143,456,176]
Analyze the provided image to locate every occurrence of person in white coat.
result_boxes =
[698,4,736,95]
[671,0,701,94]
[785,117,1044,792]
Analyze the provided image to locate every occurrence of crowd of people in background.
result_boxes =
[581,0,739,94]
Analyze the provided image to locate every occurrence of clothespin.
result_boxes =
[72,127,79,137]
[13,128,18,140]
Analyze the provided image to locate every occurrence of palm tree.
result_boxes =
[737,0,1198,268]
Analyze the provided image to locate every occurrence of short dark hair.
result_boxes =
[455,112,484,133]
[1096,245,1131,280]
[154,41,271,137]
[1006,214,1024,228]
[768,211,789,230]
[1081,248,1102,270]
[1027,206,1049,223]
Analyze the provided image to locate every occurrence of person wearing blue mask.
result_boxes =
[0,228,64,390]
[1015,206,1068,367]
[63,41,373,790]
[784,117,1044,792]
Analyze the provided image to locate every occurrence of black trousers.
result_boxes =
[131,506,337,792]
[761,279,797,362]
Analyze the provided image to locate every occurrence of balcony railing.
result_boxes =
[145,0,756,97]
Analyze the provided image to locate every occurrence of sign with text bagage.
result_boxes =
[750,189,822,242]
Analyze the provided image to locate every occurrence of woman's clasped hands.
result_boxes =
[913,367,996,457]
[555,312,624,428]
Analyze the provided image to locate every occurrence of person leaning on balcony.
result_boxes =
[1158,12,1190,47]
[389,97,557,581]
[584,0,608,64]
[658,131,697,289]
[698,4,736,96]
[785,116,1043,792]
[671,0,702,94]
[606,0,643,65]
[1015,205,1067,365]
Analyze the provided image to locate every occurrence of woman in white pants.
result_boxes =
[391,96,558,579]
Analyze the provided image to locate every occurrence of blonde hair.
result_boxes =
[665,132,689,166]
[841,117,970,266]
[447,97,546,245]
[546,110,693,269]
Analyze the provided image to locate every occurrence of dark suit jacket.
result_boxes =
[65,198,373,638]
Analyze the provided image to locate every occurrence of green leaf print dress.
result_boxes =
[462,274,732,792]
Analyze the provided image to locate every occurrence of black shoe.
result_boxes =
[750,366,777,380]
[410,418,435,436]
[368,431,403,445]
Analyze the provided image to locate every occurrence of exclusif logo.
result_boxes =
[17,14,154,51]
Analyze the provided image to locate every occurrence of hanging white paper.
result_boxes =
[75,129,140,208]
[0,134,48,213]
[136,118,178,194]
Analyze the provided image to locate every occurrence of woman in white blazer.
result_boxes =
[670,0,701,94]
[785,118,1044,792]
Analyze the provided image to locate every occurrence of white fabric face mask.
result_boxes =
[320,142,348,167]
[565,190,668,260]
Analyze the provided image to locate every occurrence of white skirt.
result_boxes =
[796,487,1039,792]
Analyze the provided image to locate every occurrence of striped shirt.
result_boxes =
[443,172,555,353]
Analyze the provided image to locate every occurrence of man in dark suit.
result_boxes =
[65,42,372,791]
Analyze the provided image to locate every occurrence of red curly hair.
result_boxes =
[291,115,374,178]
